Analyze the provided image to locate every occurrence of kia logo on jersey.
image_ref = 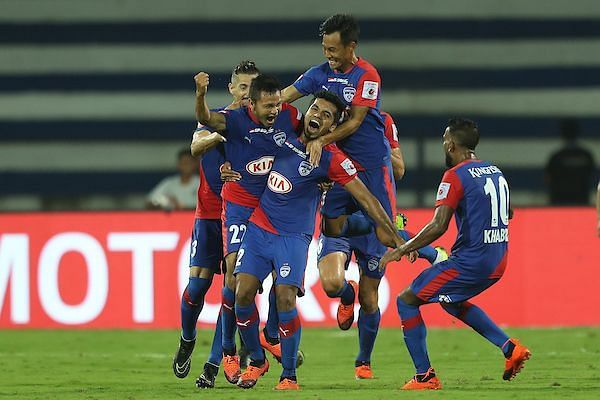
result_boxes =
[268,171,292,193]
[273,131,287,147]
[246,156,274,175]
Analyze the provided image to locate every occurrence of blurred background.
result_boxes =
[1,0,599,211]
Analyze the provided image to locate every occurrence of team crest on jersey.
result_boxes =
[298,160,314,176]
[343,86,356,102]
[367,257,379,271]
[279,263,291,278]
[268,171,292,193]
[273,131,287,147]
[246,156,274,175]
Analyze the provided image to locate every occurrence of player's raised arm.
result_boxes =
[194,72,227,131]
[281,85,305,103]
[190,127,226,157]
[343,176,404,249]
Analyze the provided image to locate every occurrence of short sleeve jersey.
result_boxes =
[435,159,509,274]
[381,111,399,149]
[293,59,388,170]
[221,103,302,208]
[250,136,357,236]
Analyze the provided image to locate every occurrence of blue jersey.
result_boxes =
[435,159,509,275]
[221,103,302,208]
[250,135,358,236]
[293,59,389,170]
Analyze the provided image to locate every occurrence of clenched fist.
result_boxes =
[194,72,210,96]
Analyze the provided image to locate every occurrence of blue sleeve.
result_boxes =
[293,66,323,95]
[222,110,239,140]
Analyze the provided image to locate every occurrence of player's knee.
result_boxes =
[321,217,345,237]
[275,292,296,312]
[234,282,255,306]
[321,276,344,297]
[358,289,378,313]
[397,288,420,306]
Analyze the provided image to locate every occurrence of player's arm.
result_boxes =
[343,177,404,249]
[380,205,453,268]
[190,128,226,157]
[306,105,367,166]
[194,72,227,131]
[281,85,305,103]
[391,147,405,180]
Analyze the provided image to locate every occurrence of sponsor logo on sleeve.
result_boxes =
[361,81,379,100]
[436,182,451,200]
[341,158,357,176]
[246,156,274,175]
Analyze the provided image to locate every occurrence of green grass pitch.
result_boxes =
[1,327,599,399]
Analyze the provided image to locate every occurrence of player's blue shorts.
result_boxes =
[221,200,254,256]
[321,161,396,222]
[234,222,310,295]
[317,234,385,279]
[190,218,223,273]
[410,258,501,304]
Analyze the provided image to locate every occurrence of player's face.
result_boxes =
[229,73,258,107]
[322,32,356,71]
[443,128,455,168]
[251,91,282,127]
[304,98,338,140]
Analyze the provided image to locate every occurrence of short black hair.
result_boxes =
[249,74,280,102]
[319,14,360,45]
[232,60,260,77]
[447,117,479,150]
[313,90,346,122]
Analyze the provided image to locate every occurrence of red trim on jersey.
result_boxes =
[278,315,301,338]
[401,314,424,331]
[246,106,261,125]
[281,102,302,132]
[194,164,222,219]
[220,202,229,256]
[488,251,508,279]
[381,111,400,149]
[325,144,359,185]
[382,164,397,220]
[221,181,260,208]
[415,268,460,301]
[249,207,279,235]
[435,169,464,210]
[352,59,381,108]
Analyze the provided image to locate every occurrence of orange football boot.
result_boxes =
[259,329,282,363]
[222,354,241,384]
[337,280,359,330]
[274,378,301,390]
[355,364,374,379]
[237,359,270,389]
[503,338,531,381]
[401,368,442,390]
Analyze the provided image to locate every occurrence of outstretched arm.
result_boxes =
[380,205,453,267]
[194,72,227,131]
[281,85,305,103]
[306,105,368,166]
[343,177,404,249]
[190,128,226,157]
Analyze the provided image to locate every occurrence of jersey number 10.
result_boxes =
[483,176,510,227]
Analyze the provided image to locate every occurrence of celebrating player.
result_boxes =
[380,118,531,390]
[233,91,405,390]
[194,72,302,384]
[172,61,260,387]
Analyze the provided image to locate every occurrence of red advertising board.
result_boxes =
[0,208,597,329]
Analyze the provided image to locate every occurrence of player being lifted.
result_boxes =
[194,72,303,385]
[380,118,531,390]
[281,14,445,378]
[172,61,264,388]
[232,91,406,390]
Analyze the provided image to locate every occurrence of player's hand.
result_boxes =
[306,138,324,167]
[318,181,333,192]
[220,161,241,182]
[194,72,210,96]
[407,250,418,263]
[379,247,403,270]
